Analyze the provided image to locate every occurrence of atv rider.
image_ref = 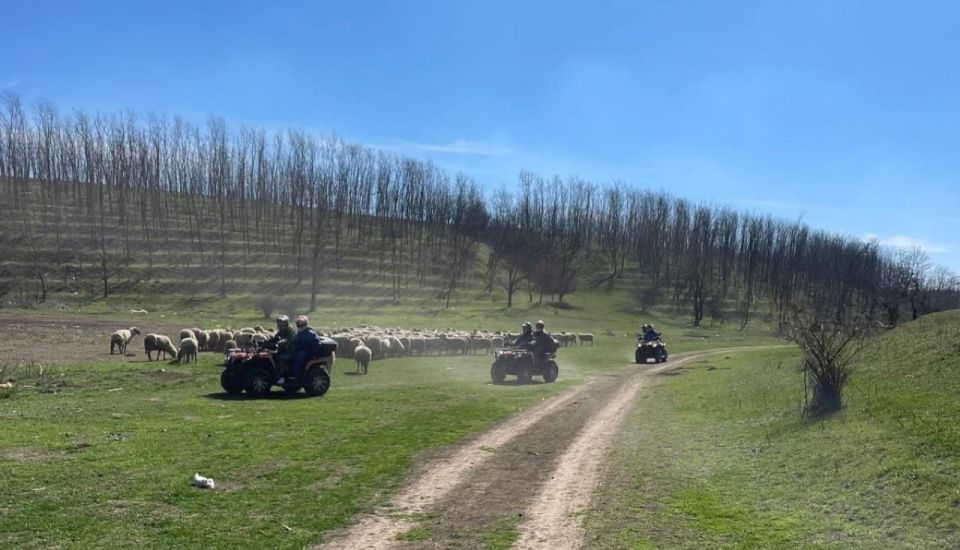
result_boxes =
[286,315,322,386]
[532,320,556,355]
[641,323,662,342]
[513,322,535,348]
[263,315,297,359]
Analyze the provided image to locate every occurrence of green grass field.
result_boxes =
[0,311,774,550]
[585,310,960,548]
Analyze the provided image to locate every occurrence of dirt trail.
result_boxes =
[321,348,753,549]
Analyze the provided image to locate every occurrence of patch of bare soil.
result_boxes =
[0,314,196,365]
[2,447,66,462]
[319,349,746,549]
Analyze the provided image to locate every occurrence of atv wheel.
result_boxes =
[220,369,243,395]
[245,367,273,397]
[490,362,506,384]
[303,367,331,397]
[635,349,642,363]
[659,349,668,363]
[542,360,559,383]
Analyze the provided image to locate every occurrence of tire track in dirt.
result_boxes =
[318,378,601,549]
[320,347,767,549]
[512,351,728,549]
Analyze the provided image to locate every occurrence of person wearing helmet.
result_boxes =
[285,314,321,386]
[513,322,534,348]
[264,315,296,349]
[532,320,557,355]
[642,323,661,342]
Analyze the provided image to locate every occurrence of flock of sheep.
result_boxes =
[109,324,595,372]
[109,325,277,364]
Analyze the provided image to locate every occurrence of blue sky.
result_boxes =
[3,0,959,272]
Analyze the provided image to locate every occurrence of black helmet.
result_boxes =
[276,315,290,329]
[521,321,532,335]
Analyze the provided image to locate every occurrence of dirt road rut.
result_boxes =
[321,349,744,549]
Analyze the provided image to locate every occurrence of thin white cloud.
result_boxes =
[863,233,949,254]
[374,139,516,157]
[1,78,22,89]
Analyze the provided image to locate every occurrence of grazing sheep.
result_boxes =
[354,345,372,374]
[388,337,406,356]
[577,333,594,346]
[144,334,179,361]
[179,329,196,341]
[235,333,255,348]
[197,330,209,351]
[110,327,141,355]
[223,339,237,350]
[346,337,364,356]
[176,337,199,364]
[366,336,382,357]
[205,331,220,352]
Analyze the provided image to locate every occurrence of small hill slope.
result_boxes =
[586,310,960,548]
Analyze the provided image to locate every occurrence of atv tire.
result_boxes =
[659,349,668,363]
[490,362,506,384]
[542,360,559,383]
[220,369,243,395]
[303,367,331,397]
[245,367,273,397]
[635,349,643,363]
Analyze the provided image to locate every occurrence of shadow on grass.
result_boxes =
[490,379,546,387]
[204,391,314,401]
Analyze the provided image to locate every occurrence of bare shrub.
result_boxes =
[783,313,867,415]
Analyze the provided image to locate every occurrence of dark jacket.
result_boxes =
[514,334,535,348]
[642,329,661,342]
[266,325,296,348]
[293,326,322,355]
[533,331,556,353]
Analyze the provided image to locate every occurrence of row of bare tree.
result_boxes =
[1,94,957,326]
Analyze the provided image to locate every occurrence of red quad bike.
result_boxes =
[490,348,559,384]
[221,337,337,397]
[635,338,668,364]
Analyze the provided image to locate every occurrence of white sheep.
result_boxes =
[578,333,594,346]
[353,345,372,375]
[176,337,199,364]
[179,329,196,341]
[110,327,141,355]
[144,334,179,361]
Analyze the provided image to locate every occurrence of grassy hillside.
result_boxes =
[586,310,960,548]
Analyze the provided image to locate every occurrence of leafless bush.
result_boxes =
[783,312,867,415]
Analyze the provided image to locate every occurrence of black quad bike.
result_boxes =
[490,348,559,384]
[635,338,668,364]
[221,338,337,397]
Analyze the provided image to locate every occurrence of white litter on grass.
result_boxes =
[0,382,14,390]
[192,473,216,489]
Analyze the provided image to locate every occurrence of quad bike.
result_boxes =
[490,348,559,384]
[635,338,668,363]
[221,338,337,397]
